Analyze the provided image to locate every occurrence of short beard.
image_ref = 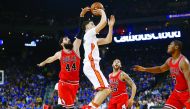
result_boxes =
[64,43,73,50]
[114,66,120,71]
[167,50,173,55]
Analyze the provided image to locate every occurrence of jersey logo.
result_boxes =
[110,79,118,92]
[63,56,77,63]
[170,68,180,75]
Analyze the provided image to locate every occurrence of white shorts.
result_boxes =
[83,61,109,90]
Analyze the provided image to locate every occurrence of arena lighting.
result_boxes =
[36,39,40,42]
[114,31,181,43]
[0,40,3,46]
[167,13,190,19]
[0,70,4,85]
[24,41,37,47]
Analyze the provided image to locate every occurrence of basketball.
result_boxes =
[91,2,104,16]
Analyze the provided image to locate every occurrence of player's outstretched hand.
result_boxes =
[133,65,146,72]
[37,63,45,67]
[108,15,115,27]
[80,7,91,17]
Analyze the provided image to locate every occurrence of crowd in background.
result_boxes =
[0,42,188,109]
[0,57,47,109]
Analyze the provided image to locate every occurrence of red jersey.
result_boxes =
[169,54,188,91]
[59,50,80,83]
[109,70,127,97]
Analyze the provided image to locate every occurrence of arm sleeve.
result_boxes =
[76,17,85,39]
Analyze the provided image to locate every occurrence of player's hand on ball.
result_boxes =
[80,7,91,17]
[91,2,104,16]
[133,65,146,72]
[127,98,134,108]
[108,15,115,27]
[92,9,104,16]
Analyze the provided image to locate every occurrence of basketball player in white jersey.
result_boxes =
[81,9,115,109]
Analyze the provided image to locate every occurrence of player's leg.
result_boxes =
[116,102,127,109]
[64,84,79,109]
[178,90,189,109]
[185,102,190,109]
[89,88,111,108]
[164,90,183,109]
[58,97,62,105]
[58,81,75,109]
[108,99,117,109]
[83,62,111,108]
[53,105,66,109]
[58,81,67,108]
[163,107,176,109]
[68,84,79,109]
[116,94,128,109]
[71,84,79,102]
[90,65,111,108]
[56,97,67,109]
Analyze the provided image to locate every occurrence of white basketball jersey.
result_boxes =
[83,28,101,62]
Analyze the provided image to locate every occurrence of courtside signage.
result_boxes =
[114,31,181,43]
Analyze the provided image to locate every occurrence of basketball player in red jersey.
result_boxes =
[37,7,91,109]
[108,59,137,109]
[133,40,190,109]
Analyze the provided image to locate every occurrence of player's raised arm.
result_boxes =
[180,58,190,104]
[73,7,90,56]
[93,9,107,34]
[120,72,136,108]
[37,51,61,67]
[133,58,170,74]
[97,15,115,45]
